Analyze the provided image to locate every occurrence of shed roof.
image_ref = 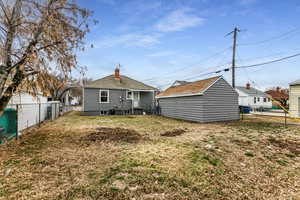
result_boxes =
[156,76,221,98]
[236,86,268,97]
[84,75,157,90]
[290,79,300,86]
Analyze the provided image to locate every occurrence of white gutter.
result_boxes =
[156,92,203,99]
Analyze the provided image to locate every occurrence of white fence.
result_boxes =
[7,101,61,134]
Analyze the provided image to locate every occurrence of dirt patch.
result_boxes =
[161,129,186,137]
[268,137,300,155]
[81,127,142,143]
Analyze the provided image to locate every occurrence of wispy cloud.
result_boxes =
[95,33,161,48]
[146,51,176,57]
[239,0,258,5]
[96,0,116,5]
[155,8,205,32]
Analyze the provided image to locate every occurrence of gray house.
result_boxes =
[156,76,239,123]
[83,67,157,115]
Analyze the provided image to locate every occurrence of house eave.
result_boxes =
[156,93,203,99]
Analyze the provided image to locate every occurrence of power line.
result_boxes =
[237,52,300,69]
[142,46,232,82]
[238,27,300,46]
[155,65,231,89]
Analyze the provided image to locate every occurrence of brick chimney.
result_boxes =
[246,83,251,89]
[114,64,120,80]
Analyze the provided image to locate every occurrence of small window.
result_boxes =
[254,97,256,103]
[99,90,109,103]
[257,97,260,102]
[127,91,132,99]
[268,98,271,102]
[263,98,267,102]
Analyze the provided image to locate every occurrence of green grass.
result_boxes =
[0,112,299,200]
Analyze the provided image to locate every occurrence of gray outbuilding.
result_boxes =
[156,76,240,123]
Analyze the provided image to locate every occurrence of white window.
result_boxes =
[257,97,260,102]
[263,98,267,102]
[99,90,109,103]
[254,97,256,104]
[127,91,133,99]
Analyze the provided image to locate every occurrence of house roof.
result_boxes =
[156,76,221,98]
[84,75,157,90]
[236,86,268,97]
[265,90,289,100]
[290,79,300,86]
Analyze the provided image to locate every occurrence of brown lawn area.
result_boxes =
[0,112,300,200]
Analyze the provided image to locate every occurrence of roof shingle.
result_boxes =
[157,76,220,98]
[84,75,157,90]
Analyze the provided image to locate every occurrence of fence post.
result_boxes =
[284,111,287,128]
[16,104,19,140]
[39,103,41,127]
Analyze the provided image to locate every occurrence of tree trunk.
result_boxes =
[0,69,24,114]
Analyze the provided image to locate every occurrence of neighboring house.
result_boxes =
[156,76,239,123]
[83,66,157,115]
[171,80,190,87]
[9,92,48,105]
[265,87,289,108]
[235,83,272,109]
[289,79,300,117]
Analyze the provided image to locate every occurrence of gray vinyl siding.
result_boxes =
[159,96,204,122]
[83,88,131,112]
[83,88,155,113]
[158,78,239,123]
[140,91,155,111]
[202,78,239,122]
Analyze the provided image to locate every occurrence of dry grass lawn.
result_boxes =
[0,112,300,200]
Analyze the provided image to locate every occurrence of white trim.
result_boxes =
[99,89,109,103]
[130,89,155,92]
[126,90,133,100]
[156,93,203,99]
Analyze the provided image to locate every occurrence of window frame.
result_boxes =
[99,90,109,103]
[126,90,133,100]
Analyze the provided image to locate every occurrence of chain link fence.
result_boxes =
[0,102,77,143]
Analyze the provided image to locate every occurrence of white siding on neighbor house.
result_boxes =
[9,93,48,104]
[289,85,300,117]
[7,101,60,135]
[158,78,239,123]
[235,89,272,108]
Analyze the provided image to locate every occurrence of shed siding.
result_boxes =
[158,78,239,123]
[289,85,300,117]
[202,78,240,122]
[159,96,204,122]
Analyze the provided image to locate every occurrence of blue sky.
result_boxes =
[77,0,300,90]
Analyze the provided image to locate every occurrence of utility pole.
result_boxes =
[226,27,240,88]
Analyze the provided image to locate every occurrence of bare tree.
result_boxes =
[0,0,92,114]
